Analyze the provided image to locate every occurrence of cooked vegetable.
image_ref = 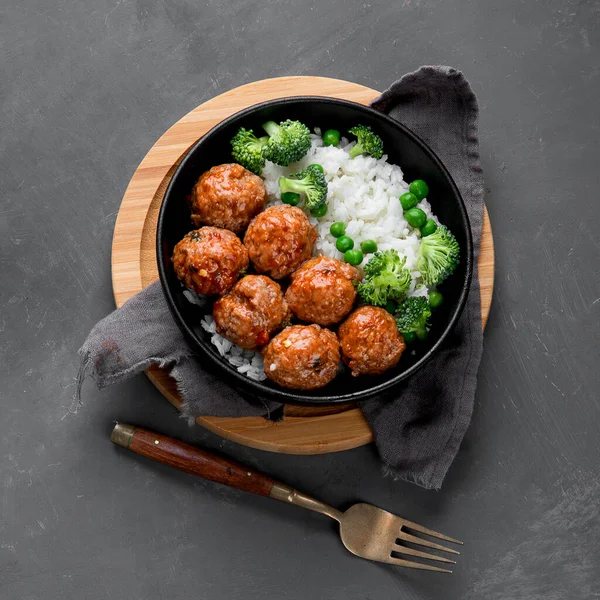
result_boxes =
[310,203,328,218]
[309,163,324,173]
[330,222,346,238]
[281,192,300,206]
[262,120,311,166]
[395,296,432,341]
[360,239,378,254]
[416,225,460,287]
[400,192,418,211]
[323,129,341,146]
[405,207,427,229]
[348,125,384,159]
[357,249,412,307]
[278,165,328,210]
[344,249,364,266]
[429,290,444,308]
[385,300,397,314]
[335,235,354,253]
[409,179,429,200]
[230,127,268,175]
[420,219,437,237]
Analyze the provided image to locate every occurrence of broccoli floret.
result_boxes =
[348,125,384,159]
[262,119,311,166]
[230,127,268,175]
[395,297,432,340]
[278,165,328,210]
[357,249,412,307]
[416,225,460,287]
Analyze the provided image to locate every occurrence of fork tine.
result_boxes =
[401,519,464,545]
[386,556,453,574]
[392,544,456,565]
[398,531,461,555]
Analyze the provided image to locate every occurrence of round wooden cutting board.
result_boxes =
[111,76,495,455]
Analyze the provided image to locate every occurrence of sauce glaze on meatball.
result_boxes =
[213,275,291,350]
[244,205,317,279]
[338,306,406,376]
[285,256,360,326]
[262,324,340,390]
[190,163,266,233]
[172,227,248,296]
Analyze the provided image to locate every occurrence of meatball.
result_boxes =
[285,256,360,326]
[213,276,291,350]
[189,163,266,233]
[172,227,248,296]
[262,325,340,390]
[338,306,406,376]
[244,205,317,279]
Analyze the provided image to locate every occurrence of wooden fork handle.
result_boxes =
[111,423,276,497]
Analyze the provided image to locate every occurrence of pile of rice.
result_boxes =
[200,314,267,381]
[195,132,440,381]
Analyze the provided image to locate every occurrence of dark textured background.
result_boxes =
[1,1,599,598]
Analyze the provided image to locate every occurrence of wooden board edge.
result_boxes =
[145,366,373,454]
[480,206,495,329]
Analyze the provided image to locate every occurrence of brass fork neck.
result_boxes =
[270,483,342,522]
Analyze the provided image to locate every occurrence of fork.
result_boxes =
[111,423,462,572]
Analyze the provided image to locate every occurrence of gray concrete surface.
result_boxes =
[1,0,599,598]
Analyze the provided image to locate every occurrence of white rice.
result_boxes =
[192,131,440,380]
[200,315,267,381]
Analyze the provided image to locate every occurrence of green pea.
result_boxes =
[405,207,427,228]
[385,300,397,314]
[420,219,437,237]
[323,129,341,147]
[309,163,324,173]
[402,331,416,343]
[310,203,328,218]
[281,192,300,206]
[344,249,364,266]
[336,235,354,253]
[399,192,418,211]
[330,222,346,238]
[429,290,444,308]
[360,239,378,254]
[409,179,429,200]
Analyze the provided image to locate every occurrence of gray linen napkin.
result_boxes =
[361,66,484,488]
[78,66,484,489]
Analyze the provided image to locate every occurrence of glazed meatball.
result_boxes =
[189,163,266,233]
[244,205,317,279]
[263,325,340,390]
[338,306,406,377]
[285,256,360,326]
[172,227,248,296]
[213,276,291,350]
